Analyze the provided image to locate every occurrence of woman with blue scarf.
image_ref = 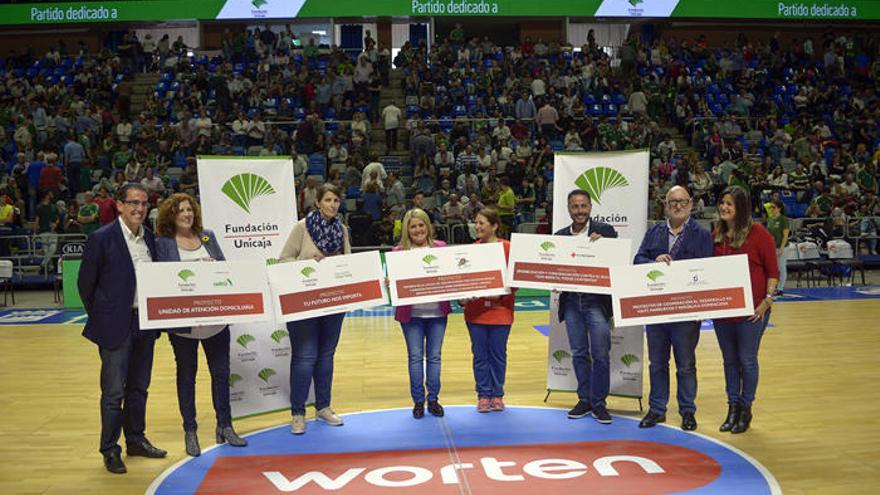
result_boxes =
[279,183,351,435]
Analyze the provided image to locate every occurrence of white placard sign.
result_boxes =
[386,243,508,306]
[508,233,632,294]
[611,255,755,327]
[137,261,270,330]
[267,251,387,322]
[197,156,297,418]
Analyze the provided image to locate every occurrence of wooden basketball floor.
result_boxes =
[1,297,879,495]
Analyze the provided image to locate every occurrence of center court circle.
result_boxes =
[148,406,780,495]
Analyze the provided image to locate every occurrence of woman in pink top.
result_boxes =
[393,208,452,419]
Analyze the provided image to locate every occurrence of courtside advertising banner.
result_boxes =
[508,233,631,294]
[267,251,387,323]
[548,150,649,399]
[386,242,508,306]
[611,255,755,327]
[136,261,269,330]
[198,156,297,418]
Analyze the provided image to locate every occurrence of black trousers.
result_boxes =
[168,328,232,432]
[98,310,156,456]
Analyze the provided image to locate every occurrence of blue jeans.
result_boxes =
[646,321,700,415]
[466,323,510,398]
[714,313,770,408]
[288,313,345,415]
[168,328,232,432]
[401,317,447,403]
[776,251,787,292]
[97,311,155,456]
[563,296,611,408]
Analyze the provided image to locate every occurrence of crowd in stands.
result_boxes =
[1,25,878,264]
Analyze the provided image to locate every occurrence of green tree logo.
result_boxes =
[540,241,556,252]
[229,373,243,388]
[628,0,643,6]
[221,173,276,214]
[574,167,630,205]
[422,254,438,265]
[552,349,571,363]
[258,368,277,383]
[647,270,665,282]
[236,334,256,349]
[177,269,195,281]
[252,0,268,8]
[621,354,640,367]
[301,267,316,278]
[270,329,289,343]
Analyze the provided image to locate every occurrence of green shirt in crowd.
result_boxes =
[766,214,790,249]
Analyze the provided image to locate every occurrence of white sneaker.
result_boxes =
[290,415,306,435]
[316,407,344,426]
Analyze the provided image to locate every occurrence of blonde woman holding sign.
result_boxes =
[393,208,451,419]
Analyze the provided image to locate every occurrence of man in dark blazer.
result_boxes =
[555,189,618,425]
[78,183,166,474]
[634,185,713,431]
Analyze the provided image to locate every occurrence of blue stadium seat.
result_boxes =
[604,103,618,116]
[308,154,327,177]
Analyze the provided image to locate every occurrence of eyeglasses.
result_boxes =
[664,199,691,207]
[122,200,150,208]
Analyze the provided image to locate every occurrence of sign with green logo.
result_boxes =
[177,269,196,282]
[222,173,276,214]
[574,167,630,206]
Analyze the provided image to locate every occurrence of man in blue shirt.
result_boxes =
[25,152,46,220]
[63,134,87,196]
[633,185,713,431]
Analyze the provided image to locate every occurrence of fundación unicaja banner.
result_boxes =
[198,156,297,418]
[548,150,649,400]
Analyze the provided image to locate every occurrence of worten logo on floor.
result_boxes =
[149,407,779,495]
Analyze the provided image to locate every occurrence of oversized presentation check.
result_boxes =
[386,242,508,306]
[507,233,632,294]
[137,261,270,330]
[266,251,387,322]
[610,254,755,327]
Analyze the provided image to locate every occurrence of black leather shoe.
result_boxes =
[639,411,666,428]
[412,402,425,419]
[427,400,445,417]
[681,412,698,431]
[126,439,167,458]
[719,404,740,432]
[104,452,127,474]
[731,407,752,434]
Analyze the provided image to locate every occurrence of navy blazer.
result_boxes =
[634,218,713,265]
[79,219,157,349]
[154,230,226,262]
[554,220,618,322]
